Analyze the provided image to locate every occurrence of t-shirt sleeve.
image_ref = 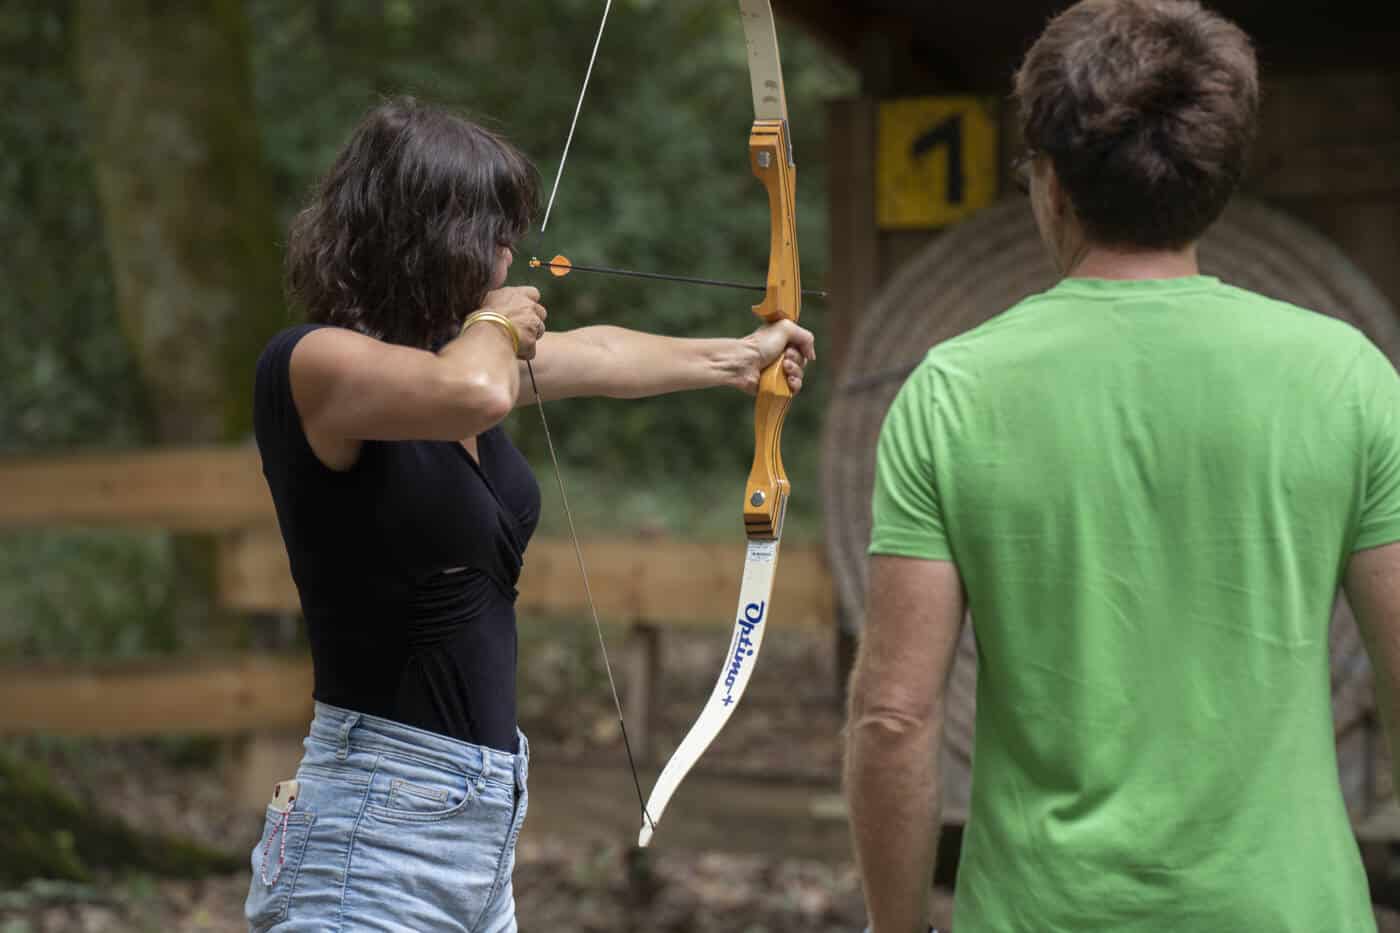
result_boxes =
[253,323,328,474]
[868,365,953,561]
[1354,340,1400,551]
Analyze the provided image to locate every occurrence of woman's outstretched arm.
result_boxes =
[516,319,814,405]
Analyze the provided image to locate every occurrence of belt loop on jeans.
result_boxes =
[336,712,361,761]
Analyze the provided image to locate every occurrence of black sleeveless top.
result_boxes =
[253,324,540,752]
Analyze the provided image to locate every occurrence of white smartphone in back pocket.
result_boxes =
[269,779,300,813]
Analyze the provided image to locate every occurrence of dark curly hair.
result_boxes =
[1014,0,1258,249]
[286,97,538,349]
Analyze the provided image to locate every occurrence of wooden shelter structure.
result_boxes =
[790,0,1400,834]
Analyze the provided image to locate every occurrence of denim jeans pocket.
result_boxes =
[363,755,479,824]
[245,807,316,930]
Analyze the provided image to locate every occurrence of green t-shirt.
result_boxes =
[870,276,1400,932]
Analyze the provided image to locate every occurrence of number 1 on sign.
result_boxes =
[877,96,998,229]
[913,114,965,205]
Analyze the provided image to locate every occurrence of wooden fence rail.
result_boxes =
[0,656,314,737]
[0,445,834,740]
[218,525,831,627]
[0,445,271,531]
[0,444,832,628]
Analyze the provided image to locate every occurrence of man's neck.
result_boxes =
[1069,243,1200,280]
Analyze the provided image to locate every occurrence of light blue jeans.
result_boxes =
[245,702,529,932]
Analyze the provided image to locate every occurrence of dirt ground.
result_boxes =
[2,625,1398,931]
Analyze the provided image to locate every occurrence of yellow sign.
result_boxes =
[877,96,1000,229]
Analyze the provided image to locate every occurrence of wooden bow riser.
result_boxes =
[743,117,801,540]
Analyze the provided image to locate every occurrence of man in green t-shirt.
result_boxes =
[842,3,1400,932]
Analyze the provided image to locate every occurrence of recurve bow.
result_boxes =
[530,0,805,849]
[636,0,803,847]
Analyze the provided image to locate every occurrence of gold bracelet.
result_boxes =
[461,310,520,356]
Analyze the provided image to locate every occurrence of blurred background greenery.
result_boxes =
[0,1,855,662]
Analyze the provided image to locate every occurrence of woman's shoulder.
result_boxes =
[258,322,334,371]
[254,324,337,458]
[255,322,352,405]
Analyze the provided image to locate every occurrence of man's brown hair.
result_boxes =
[1014,0,1258,249]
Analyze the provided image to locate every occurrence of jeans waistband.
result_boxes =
[308,701,528,788]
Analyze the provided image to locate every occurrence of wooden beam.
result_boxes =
[1250,141,1400,200]
[1249,73,1400,201]
[624,624,662,764]
[0,656,313,736]
[824,96,879,698]
[214,526,834,627]
[825,96,879,384]
[217,525,296,611]
[773,0,864,68]
[0,445,273,532]
[217,526,834,629]
[0,444,833,627]
[517,535,833,628]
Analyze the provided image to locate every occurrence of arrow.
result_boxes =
[531,255,827,299]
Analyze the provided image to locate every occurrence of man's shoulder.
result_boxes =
[1211,283,1376,347]
[918,291,1059,373]
[924,281,1378,365]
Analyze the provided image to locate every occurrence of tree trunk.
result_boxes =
[73,0,285,444]
[73,0,287,647]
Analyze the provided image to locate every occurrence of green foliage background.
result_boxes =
[0,1,854,658]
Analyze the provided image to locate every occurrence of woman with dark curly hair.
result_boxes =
[846,1,1400,931]
[243,97,813,932]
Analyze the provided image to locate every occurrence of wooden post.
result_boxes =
[825,96,880,384]
[624,623,661,765]
[1247,71,1400,314]
[826,96,880,699]
[229,731,308,813]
